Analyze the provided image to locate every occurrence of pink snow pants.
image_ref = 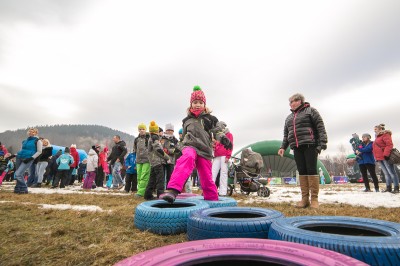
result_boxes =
[0,171,6,185]
[83,171,96,189]
[167,147,218,201]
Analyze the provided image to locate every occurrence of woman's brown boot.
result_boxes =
[296,175,310,208]
[309,175,320,209]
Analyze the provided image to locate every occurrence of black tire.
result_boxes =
[187,196,237,208]
[268,216,400,265]
[187,207,284,240]
[134,199,209,235]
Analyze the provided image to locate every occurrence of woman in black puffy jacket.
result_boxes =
[278,93,327,209]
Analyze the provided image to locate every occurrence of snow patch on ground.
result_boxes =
[0,182,130,196]
[2,182,400,209]
[38,204,105,212]
[0,200,107,212]
[236,185,400,208]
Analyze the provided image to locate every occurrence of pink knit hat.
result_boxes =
[190,85,206,105]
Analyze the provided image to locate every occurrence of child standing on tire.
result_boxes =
[160,86,232,203]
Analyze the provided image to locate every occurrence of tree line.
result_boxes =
[0,124,135,154]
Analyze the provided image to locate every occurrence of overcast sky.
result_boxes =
[1,0,399,157]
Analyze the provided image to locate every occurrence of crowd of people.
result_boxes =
[0,86,234,200]
[3,89,397,208]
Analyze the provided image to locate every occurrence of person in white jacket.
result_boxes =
[83,148,98,190]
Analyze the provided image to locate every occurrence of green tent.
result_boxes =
[233,140,331,184]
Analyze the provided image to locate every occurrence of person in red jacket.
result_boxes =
[372,124,399,193]
[211,121,233,196]
[67,144,80,185]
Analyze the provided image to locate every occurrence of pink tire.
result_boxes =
[114,238,367,266]
[176,193,198,199]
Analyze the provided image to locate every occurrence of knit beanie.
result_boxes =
[362,133,371,139]
[179,128,183,134]
[165,123,174,131]
[149,121,159,134]
[190,85,206,105]
[138,123,146,130]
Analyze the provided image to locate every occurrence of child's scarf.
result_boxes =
[190,108,204,118]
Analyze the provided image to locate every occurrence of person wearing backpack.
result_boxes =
[160,86,232,203]
[133,123,151,198]
[278,93,328,209]
[144,121,170,200]
[162,123,179,186]
[14,128,43,194]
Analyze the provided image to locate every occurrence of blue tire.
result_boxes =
[187,207,284,240]
[268,216,400,265]
[187,196,238,208]
[134,199,209,235]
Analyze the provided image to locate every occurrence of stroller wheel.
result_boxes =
[257,187,270,197]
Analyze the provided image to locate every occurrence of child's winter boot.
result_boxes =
[160,189,178,203]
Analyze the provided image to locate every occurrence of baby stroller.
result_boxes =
[228,149,270,197]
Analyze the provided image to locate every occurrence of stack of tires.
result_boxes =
[133,196,400,265]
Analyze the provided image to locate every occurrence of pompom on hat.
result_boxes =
[138,123,147,130]
[149,121,159,134]
[190,85,206,105]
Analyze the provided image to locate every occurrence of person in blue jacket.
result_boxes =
[52,147,74,188]
[14,128,43,194]
[356,133,380,192]
[124,152,137,193]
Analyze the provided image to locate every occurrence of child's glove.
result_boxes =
[164,153,170,161]
[23,157,34,164]
[220,135,232,150]
[384,156,390,161]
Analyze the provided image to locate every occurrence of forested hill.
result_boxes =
[0,125,135,154]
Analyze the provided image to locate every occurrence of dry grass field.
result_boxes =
[1,183,399,266]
